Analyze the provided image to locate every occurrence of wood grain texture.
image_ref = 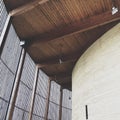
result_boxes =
[6,49,26,120]
[29,66,39,120]
[10,0,49,16]
[25,11,120,46]
[0,0,9,47]
[4,0,120,89]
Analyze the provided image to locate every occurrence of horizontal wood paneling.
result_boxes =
[10,0,120,38]
[4,0,120,90]
[13,53,36,119]
[27,20,120,63]
[4,0,30,11]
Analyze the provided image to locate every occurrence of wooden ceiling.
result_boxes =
[4,0,120,90]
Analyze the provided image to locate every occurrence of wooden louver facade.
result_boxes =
[0,1,72,120]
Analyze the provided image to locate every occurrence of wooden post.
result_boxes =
[29,66,39,120]
[44,78,51,120]
[59,87,63,120]
[0,14,11,47]
[6,48,26,120]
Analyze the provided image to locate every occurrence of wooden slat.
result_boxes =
[26,11,120,47]
[50,75,71,83]
[0,15,11,48]
[36,51,82,68]
[44,78,51,120]
[6,49,26,120]
[59,88,63,120]
[29,66,39,120]
[37,59,76,68]
[9,0,49,16]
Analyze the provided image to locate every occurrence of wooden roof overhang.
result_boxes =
[4,0,120,90]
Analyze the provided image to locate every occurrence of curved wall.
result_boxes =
[72,23,120,120]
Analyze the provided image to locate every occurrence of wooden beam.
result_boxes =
[29,66,39,120]
[50,75,71,84]
[9,0,49,16]
[6,49,26,120]
[0,14,11,48]
[44,78,51,120]
[37,54,78,68]
[26,11,120,47]
[37,58,76,68]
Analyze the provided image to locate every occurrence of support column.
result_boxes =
[0,14,11,47]
[44,78,51,120]
[59,87,63,120]
[6,48,26,120]
[29,66,39,120]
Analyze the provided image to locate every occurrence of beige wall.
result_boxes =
[72,23,120,120]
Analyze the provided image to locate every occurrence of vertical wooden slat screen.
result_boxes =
[62,89,72,120]
[0,60,14,120]
[44,78,51,120]
[12,53,36,120]
[0,60,15,101]
[48,81,61,120]
[0,2,72,118]
[0,21,22,120]
[32,69,49,120]
[59,87,63,120]
[1,25,22,73]
[29,66,39,120]
[0,0,8,36]
[6,48,26,120]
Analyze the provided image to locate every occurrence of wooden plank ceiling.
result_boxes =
[4,0,120,90]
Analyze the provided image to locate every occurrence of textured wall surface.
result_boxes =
[48,81,61,120]
[0,2,72,119]
[0,0,8,36]
[72,23,120,120]
[0,24,21,120]
[32,70,49,120]
[62,89,72,120]
[12,53,36,120]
